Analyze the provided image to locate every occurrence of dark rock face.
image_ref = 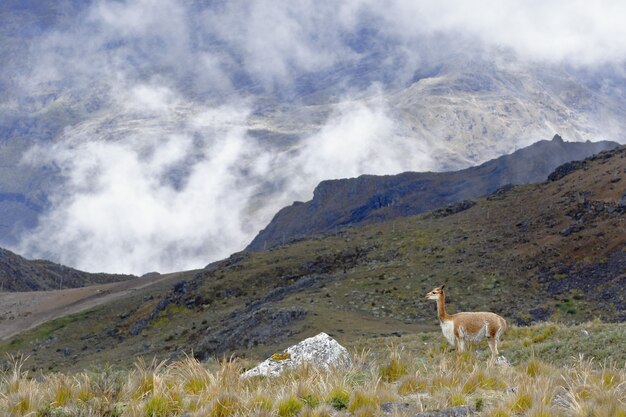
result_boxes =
[427,200,476,219]
[548,160,585,181]
[0,247,133,291]
[248,137,619,252]
[196,275,326,353]
[195,307,308,360]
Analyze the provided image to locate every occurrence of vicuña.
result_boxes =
[426,285,507,365]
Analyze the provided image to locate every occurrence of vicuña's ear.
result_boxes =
[440,284,445,290]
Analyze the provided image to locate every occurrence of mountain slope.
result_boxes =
[247,136,619,251]
[0,247,134,291]
[1,145,624,371]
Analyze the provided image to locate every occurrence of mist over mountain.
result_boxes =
[1,0,626,274]
[247,136,620,251]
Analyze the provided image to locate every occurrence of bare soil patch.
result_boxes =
[0,272,178,340]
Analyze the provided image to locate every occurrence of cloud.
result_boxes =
[18,98,259,274]
[374,0,626,65]
[19,0,626,101]
[17,89,435,274]
[8,0,626,274]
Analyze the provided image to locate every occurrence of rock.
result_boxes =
[619,192,626,208]
[495,355,511,367]
[381,402,415,414]
[413,406,476,417]
[486,184,515,200]
[242,332,351,378]
[529,307,552,322]
[427,200,476,218]
[548,160,585,182]
[560,221,584,236]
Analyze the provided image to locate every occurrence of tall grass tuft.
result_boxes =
[276,395,304,417]
[326,386,350,410]
[207,393,239,417]
[347,389,378,413]
[0,322,624,417]
[378,346,409,382]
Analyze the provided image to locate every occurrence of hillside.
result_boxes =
[0,247,134,292]
[247,136,619,251]
[1,146,623,372]
[0,321,624,416]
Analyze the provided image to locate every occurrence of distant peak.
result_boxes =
[552,134,564,143]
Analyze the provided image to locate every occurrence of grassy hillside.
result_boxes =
[247,136,619,252]
[0,321,624,417]
[0,147,624,372]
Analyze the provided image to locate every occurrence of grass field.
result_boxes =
[1,321,624,416]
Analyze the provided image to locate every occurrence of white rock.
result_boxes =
[242,332,351,378]
[495,355,511,367]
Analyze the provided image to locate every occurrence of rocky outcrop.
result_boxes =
[242,332,351,378]
[381,403,476,416]
[548,143,626,182]
[0,247,133,291]
[247,136,619,252]
[413,406,476,417]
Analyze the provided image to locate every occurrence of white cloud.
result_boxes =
[374,0,626,65]
[296,100,435,180]
[17,94,437,274]
[9,0,626,274]
[18,103,260,273]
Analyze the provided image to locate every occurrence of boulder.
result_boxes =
[413,406,476,417]
[242,332,351,378]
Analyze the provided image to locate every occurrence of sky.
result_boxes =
[5,0,626,274]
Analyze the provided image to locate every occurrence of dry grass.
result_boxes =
[0,323,624,416]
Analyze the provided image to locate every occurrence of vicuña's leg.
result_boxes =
[487,339,498,366]
[456,337,465,353]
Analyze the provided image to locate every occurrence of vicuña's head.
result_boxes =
[425,285,445,300]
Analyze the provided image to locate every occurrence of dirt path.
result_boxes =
[0,271,188,341]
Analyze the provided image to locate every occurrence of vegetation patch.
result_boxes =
[0,321,624,416]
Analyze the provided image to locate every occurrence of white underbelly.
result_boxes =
[440,320,456,346]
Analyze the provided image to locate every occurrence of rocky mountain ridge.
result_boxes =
[247,135,619,251]
[0,247,134,291]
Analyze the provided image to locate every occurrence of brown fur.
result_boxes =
[426,285,507,365]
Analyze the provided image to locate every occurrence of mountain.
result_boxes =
[1,145,623,371]
[247,136,619,251]
[0,247,134,291]
[2,0,626,274]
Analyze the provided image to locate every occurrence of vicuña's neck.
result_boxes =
[436,293,449,321]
